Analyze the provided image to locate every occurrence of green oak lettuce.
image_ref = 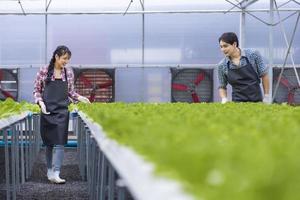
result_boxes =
[78,102,300,200]
[0,98,39,119]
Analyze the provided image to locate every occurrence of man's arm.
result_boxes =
[219,88,228,103]
[261,73,270,95]
[261,73,270,103]
[219,88,227,98]
[217,60,229,103]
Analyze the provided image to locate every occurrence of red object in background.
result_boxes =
[0,69,16,100]
[75,69,114,103]
[172,72,205,103]
[277,76,300,105]
[79,75,113,102]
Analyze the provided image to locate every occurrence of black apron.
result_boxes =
[40,68,69,145]
[227,57,263,102]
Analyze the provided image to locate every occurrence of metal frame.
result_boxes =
[75,111,194,200]
[0,1,299,63]
[0,113,41,200]
[0,0,299,103]
[74,113,130,200]
[0,8,300,15]
[272,0,300,102]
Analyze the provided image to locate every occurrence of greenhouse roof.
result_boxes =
[0,0,299,14]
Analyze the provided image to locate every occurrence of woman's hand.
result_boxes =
[78,95,91,104]
[38,101,50,114]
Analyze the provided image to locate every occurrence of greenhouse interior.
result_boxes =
[0,0,300,199]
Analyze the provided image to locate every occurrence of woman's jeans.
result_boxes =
[45,145,64,172]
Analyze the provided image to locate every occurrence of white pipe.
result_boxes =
[240,11,246,49]
[269,0,274,102]
[0,8,300,15]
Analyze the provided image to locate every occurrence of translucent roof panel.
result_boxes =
[0,0,143,13]
[246,0,300,9]
[1,0,298,14]
[0,0,45,13]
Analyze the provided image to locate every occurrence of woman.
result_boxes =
[217,32,270,103]
[33,45,90,183]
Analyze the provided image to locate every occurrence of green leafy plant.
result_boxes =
[0,98,39,119]
[78,102,300,200]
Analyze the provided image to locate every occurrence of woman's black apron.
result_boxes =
[227,57,263,102]
[40,68,69,145]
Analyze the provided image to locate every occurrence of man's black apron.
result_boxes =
[40,68,69,145]
[227,57,263,102]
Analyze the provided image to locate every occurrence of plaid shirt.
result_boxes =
[217,49,269,89]
[33,66,79,103]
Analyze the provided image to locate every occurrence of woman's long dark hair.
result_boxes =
[46,45,72,84]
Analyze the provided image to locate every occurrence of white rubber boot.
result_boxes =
[50,171,66,184]
[47,168,54,181]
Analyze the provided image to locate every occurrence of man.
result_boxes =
[217,32,270,103]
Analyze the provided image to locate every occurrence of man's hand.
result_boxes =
[263,94,270,104]
[221,97,228,104]
[39,101,50,114]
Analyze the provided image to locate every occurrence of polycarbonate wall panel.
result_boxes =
[0,16,45,65]
[245,12,300,64]
[244,13,270,63]
[19,67,40,102]
[115,67,171,102]
[47,15,142,65]
[144,13,240,65]
[272,12,300,64]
